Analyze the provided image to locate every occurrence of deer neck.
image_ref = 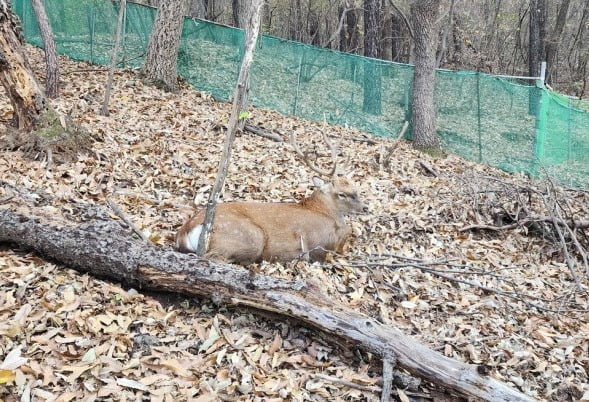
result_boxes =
[301,192,344,223]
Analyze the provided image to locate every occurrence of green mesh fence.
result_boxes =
[12,0,589,188]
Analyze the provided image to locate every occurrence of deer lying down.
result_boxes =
[175,176,366,264]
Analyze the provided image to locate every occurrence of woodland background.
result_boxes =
[0,0,588,401]
[145,0,589,98]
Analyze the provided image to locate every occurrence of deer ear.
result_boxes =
[312,176,326,189]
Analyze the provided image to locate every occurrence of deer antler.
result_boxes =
[290,125,338,178]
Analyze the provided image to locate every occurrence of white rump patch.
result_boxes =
[186,225,203,252]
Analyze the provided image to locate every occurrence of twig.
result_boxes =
[545,178,589,278]
[387,0,413,39]
[418,160,438,177]
[0,195,15,204]
[460,222,520,232]
[312,373,381,394]
[65,68,108,74]
[383,121,409,169]
[113,188,193,210]
[243,123,283,142]
[543,191,582,288]
[459,216,589,232]
[351,135,377,145]
[403,262,586,313]
[321,6,354,48]
[352,256,589,313]
[106,197,151,243]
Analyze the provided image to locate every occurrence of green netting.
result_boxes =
[12,0,589,188]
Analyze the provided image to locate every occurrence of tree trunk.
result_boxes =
[343,0,359,53]
[289,0,302,42]
[436,0,455,68]
[545,0,571,84]
[0,0,50,131]
[381,0,393,61]
[390,12,403,62]
[188,0,207,19]
[30,0,59,98]
[231,0,247,28]
[528,0,546,78]
[142,0,187,92]
[101,0,127,117]
[308,10,320,46]
[452,12,463,64]
[0,185,535,402]
[363,0,382,115]
[410,0,441,151]
[338,5,346,51]
[0,0,89,158]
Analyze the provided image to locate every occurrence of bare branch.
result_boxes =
[106,197,151,244]
[322,6,355,48]
[388,0,413,39]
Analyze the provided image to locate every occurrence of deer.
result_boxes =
[175,128,367,264]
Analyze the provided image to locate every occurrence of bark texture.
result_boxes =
[0,0,89,157]
[545,0,571,84]
[410,0,441,150]
[102,0,127,116]
[0,184,534,402]
[142,0,187,92]
[381,0,392,61]
[232,0,247,28]
[31,0,59,98]
[344,0,359,53]
[528,0,547,78]
[0,0,49,130]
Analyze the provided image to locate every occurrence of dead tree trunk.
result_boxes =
[0,0,51,131]
[0,185,534,402]
[31,0,59,98]
[0,0,87,157]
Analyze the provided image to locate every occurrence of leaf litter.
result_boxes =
[0,46,588,401]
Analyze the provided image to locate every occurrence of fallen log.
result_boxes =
[0,188,534,402]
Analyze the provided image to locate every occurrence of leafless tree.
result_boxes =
[142,0,188,92]
[410,0,441,151]
[31,0,59,98]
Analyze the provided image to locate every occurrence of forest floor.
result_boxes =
[0,46,588,401]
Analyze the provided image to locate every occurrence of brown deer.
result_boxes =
[175,129,366,264]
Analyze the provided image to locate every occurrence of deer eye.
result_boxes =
[337,192,347,198]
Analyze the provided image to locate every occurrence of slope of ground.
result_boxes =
[0,46,588,401]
